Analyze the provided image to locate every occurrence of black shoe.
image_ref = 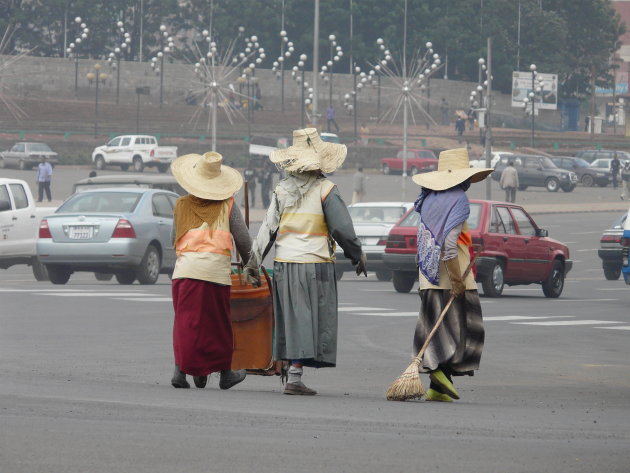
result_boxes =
[171,366,190,389]
[219,369,246,390]
[193,375,208,388]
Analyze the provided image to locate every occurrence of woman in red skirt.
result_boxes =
[170,151,255,389]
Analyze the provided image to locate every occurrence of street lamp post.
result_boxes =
[322,35,343,108]
[108,21,132,104]
[293,53,308,127]
[151,25,174,109]
[66,17,89,92]
[530,63,536,146]
[86,64,107,138]
[523,64,543,147]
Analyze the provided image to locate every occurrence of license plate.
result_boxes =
[69,226,94,239]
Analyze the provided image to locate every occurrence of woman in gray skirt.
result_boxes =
[411,148,493,402]
[245,128,367,396]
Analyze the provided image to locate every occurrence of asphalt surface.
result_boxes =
[1,206,629,472]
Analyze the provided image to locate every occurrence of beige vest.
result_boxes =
[172,198,234,285]
[274,179,336,263]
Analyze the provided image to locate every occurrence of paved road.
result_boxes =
[1,211,629,473]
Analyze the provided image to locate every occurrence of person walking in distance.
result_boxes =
[352,165,366,204]
[35,156,53,202]
[620,160,630,201]
[359,123,370,146]
[169,152,253,390]
[440,98,449,126]
[611,153,621,189]
[245,128,367,396]
[243,162,257,208]
[326,105,340,133]
[411,148,492,402]
[260,160,274,209]
[500,161,519,203]
[455,116,465,143]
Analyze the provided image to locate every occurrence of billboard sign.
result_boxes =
[511,71,558,110]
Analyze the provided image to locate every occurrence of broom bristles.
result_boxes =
[385,360,425,401]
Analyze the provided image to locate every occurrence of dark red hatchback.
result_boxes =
[382,200,573,297]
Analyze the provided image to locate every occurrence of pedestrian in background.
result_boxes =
[500,161,519,203]
[467,107,476,130]
[243,162,257,208]
[326,105,340,133]
[411,148,492,402]
[169,151,252,390]
[455,116,465,143]
[611,153,620,189]
[260,160,274,208]
[352,165,366,204]
[359,123,370,146]
[621,160,630,201]
[245,128,367,396]
[35,156,53,202]
[440,98,449,126]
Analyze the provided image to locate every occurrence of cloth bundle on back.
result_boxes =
[169,151,253,390]
[387,148,492,402]
[245,128,367,396]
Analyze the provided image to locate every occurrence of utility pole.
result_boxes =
[484,37,492,200]
[312,0,319,126]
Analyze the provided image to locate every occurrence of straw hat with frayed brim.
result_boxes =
[270,128,347,174]
[412,148,493,191]
[171,151,243,200]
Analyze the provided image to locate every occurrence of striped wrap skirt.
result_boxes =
[413,289,484,376]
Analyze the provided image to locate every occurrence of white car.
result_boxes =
[334,202,414,281]
[91,135,178,173]
[469,151,512,169]
[590,158,630,174]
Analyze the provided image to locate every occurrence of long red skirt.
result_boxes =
[172,278,233,376]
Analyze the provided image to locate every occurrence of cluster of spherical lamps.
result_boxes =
[320,34,343,106]
[469,57,489,143]
[271,30,294,112]
[66,16,89,91]
[150,25,175,108]
[290,53,309,127]
[107,20,132,104]
[523,63,544,146]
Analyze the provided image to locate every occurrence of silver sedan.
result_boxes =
[37,188,178,285]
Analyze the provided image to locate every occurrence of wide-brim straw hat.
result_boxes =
[269,128,347,174]
[412,148,493,191]
[171,151,243,200]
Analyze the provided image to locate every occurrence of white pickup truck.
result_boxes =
[91,135,178,173]
[0,178,56,280]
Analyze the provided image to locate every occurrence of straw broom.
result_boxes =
[385,255,477,401]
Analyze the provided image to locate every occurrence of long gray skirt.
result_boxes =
[413,289,484,376]
[272,261,338,368]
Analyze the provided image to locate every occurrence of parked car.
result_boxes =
[0,178,56,280]
[575,149,630,164]
[589,158,630,177]
[621,208,630,285]
[492,154,578,192]
[469,151,512,169]
[248,135,289,169]
[598,211,628,280]
[334,202,414,281]
[381,149,438,175]
[551,156,611,187]
[320,132,340,144]
[73,174,186,196]
[37,188,178,285]
[382,200,572,297]
[91,135,178,173]
[0,142,59,170]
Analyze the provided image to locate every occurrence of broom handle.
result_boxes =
[414,254,477,364]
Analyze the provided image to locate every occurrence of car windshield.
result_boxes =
[320,134,340,144]
[540,157,557,169]
[611,213,627,229]
[591,160,609,169]
[73,183,152,193]
[398,202,481,229]
[572,158,590,168]
[28,143,53,152]
[58,192,141,213]
[348,206,407,224]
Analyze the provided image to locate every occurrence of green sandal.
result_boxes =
[425,388,453,402]
[429,369,460,400]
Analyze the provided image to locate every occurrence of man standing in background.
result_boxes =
[500,161,519,203]
[352,165,366,204]
[35,156,53,203]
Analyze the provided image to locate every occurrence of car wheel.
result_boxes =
[115,271,136,285]
[545,177,559,192]
[137,245,161,285]
[335,270,343,282]
[542,260,565,298]
[603,264,621,281]
[382,164,391,175]
[47,265,72,285]
[482,260,504,297]
[560,184,575,192]
[0,157,5,168]
[375,270,392,282]
[19,159,29,171]
[132,156,144,172]
[518,184,528,191]
[392,271,415,293]
[32,257,49,282]
[581,174,594,187]
[94,155,106,170]
[95,272,114,281]
[120,164,129,171]
[157,163,169,173]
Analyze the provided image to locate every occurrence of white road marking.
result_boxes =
[514,320,623,326]
[338,307,393,312]
[553,298,617,302]
[573,231,604,235]
[35,292,157,297]
[576,249,598,252]
[484,315,574,321]
[595,326,630,331]
[115,297,172,302]
[354,312,418,317]
[596,287,630,291]
[0,288,91,292]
